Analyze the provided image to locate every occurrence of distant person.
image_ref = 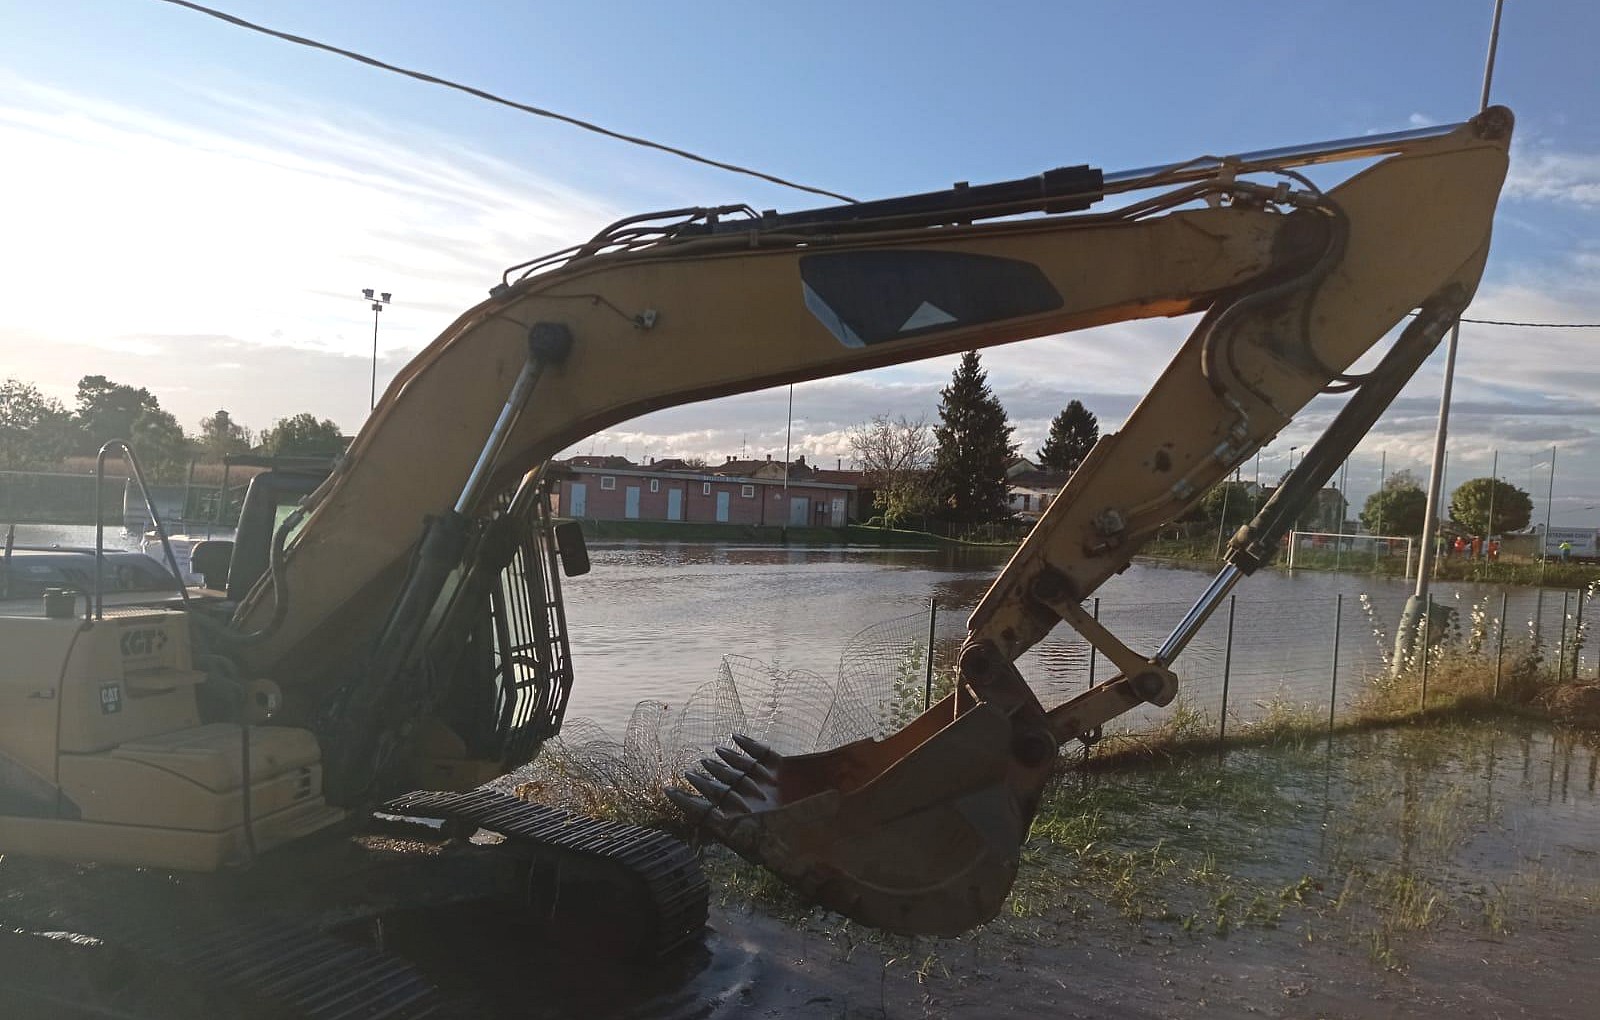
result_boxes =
[1488,539,1500,562]
[1453,536,1466,558]
[1560,540,1573,563]
[1471,536,1482,559]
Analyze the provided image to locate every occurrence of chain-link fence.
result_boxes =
[518,581,1598,807]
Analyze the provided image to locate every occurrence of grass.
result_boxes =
[513,589,1599,979]
[1138,533,1600,589]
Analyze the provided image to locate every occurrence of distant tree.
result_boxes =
[68,375,189,479]
[848,414,933,527]
[1361,471,1427,537]
[0,378,76,469]
[1449,477,1532,536]
[261,413,344,457]
[74,375,160,451]
[198,409,253,458]
[1036,399,1099,474]
[1199,480,1259,530]
[929,351,1015,524]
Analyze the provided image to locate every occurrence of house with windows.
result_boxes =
[552,454,859,527]
[1004,457,1070,521]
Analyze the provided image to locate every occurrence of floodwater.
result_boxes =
[384,720,1600,1018]
[11,524,1590,736]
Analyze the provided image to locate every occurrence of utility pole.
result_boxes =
[1541,444,1557,585]
[364,288,392,411]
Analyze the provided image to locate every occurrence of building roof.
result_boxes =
[565,455,636,469]
[1007,468,1070,491]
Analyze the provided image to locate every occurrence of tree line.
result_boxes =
[1186,468,1534,540]
[846,352,1536,541]
[847,350,1101,527]
[0,375,345,480]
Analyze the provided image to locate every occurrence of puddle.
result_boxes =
[405,719,1599,1019]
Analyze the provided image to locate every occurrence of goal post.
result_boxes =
[1286,530,1414,578]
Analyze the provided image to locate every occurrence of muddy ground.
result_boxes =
[487,719,1598,1019]
[4,719,1594,1019]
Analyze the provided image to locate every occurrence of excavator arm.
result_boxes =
[231,108,1511,934]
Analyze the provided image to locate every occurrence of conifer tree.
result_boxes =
[1037,399,1099,473]
[929,351,1015,523]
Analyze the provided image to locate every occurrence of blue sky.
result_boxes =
[2,1,1598,523]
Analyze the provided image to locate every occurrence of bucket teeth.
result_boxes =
[700,757,761,797]
[714,746,773,784]
[665,786,714,821]
[731,734,779,765]
[684,771,750,814]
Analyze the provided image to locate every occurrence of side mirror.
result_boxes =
[552,521,590,577]
[190,540,235,590]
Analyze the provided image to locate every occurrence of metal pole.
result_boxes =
[1335,459,1348,571]
[370,303,381,411]
[1573,587,1585,682]
[1485,448,1499,563]
[1329,593,1342,735]
[924,597,938,710]
[1557,590,1570,680]
[1087,596,1100,689]
[1374,450,1387,571]
[1214,478,1232,560]
[1541,444,1556,587]
[1404,0,1506,652]
[1218,595,1236,746]
[1413,329,1458,603]
[1419,597,1431,710]
[1494,590,1507,697]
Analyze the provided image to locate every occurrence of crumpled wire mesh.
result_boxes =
[514,609,939,814]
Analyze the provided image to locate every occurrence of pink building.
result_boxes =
[553,455,858,527]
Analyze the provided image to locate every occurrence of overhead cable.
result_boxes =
[152,0,857,203]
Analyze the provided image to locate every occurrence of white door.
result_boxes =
[667,488,683,521]
[569,483,587,517]
[715,491,730,522]
[789,497,809,526]
[830,497,846,527]
[624,486,641,519]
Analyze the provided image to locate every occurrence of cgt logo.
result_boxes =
[119,627,169,659]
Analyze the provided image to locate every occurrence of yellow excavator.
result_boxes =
[0,108,1510,1012]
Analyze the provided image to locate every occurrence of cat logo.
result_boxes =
[119,627,169,660]
[100,682,123,715]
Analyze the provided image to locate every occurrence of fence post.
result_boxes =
[1494,590,1508,698]
[1556,590,1570,681]
[1419,596,1431,711]
[1573,587,1585,681]
[1329,593,1342,736]
[923,597,938,711]
[1087,597,1099,690]
[1218,595,1236,749]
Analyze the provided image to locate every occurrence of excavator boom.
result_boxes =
[233,108,1510,934]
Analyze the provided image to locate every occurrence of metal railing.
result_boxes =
[93,440,191,620]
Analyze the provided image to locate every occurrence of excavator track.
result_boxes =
[0,882,443,1020]
[382,789,709,958]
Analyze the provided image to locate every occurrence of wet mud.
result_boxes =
[459,719,1598,1019]
[4,720,1594,1018]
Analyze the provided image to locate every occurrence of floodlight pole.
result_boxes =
[364,288,392,411]
[1396,0,1504,666]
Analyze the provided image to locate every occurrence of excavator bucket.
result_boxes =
[668,688,1057,935]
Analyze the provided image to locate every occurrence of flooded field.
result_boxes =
[463,720,1598,1019]
[14,524,1591,739]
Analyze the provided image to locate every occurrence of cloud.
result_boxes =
[1505,148,1600,209]
[0,73,622,420]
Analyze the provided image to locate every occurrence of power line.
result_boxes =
[1406,312,1600,329]
[152,0,857,204]
[1458,316,1600,328]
